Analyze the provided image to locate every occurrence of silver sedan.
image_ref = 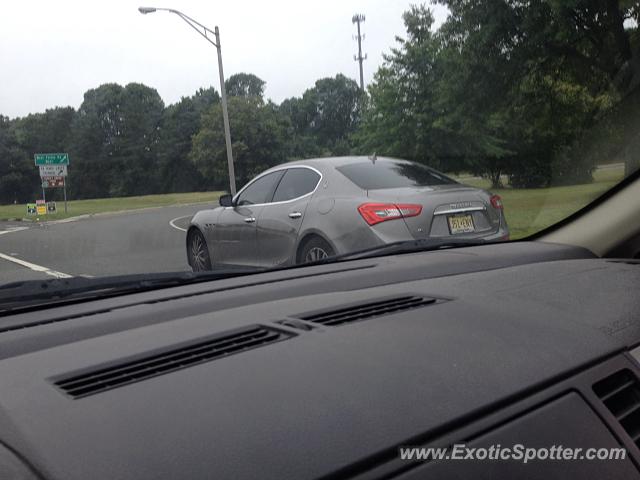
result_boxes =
[186,156,509,270]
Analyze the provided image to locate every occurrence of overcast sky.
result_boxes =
[0,0,448,118]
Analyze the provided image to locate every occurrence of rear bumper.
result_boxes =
[330,218,509,256]
[328,219,413,256]
[473,226,510,242]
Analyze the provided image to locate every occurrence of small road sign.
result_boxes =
[36,199,47,215]
[39,165,67,177]
[47,202,57,213]
[27,203,37,215]
[34,153,69,166]
[42,176,65,188]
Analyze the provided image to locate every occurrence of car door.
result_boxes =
[213,170,284,267]
[256,167,322,267]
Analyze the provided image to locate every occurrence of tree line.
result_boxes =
[1,1,638,204]
[0,72,362,203]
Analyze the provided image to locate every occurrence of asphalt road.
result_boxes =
[0,204,204,283]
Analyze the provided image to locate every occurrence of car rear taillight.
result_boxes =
[490,194,503,210]
[358,203,423,226]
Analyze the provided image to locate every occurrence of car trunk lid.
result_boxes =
[367,186,500,239]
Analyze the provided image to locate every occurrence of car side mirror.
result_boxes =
[219,194,233,207]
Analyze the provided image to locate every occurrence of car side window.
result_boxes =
[272,168,321,202]
[235,171,284,206]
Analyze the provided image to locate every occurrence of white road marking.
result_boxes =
[169,215,191,232]
[0,227,28,236]
[0,225,72,278]
[0,252,72,278]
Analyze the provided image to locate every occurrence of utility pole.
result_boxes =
[352,14,367,91]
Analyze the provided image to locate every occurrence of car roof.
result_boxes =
[270,156,413,171]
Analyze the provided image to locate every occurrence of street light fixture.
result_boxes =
[139,6,237,195]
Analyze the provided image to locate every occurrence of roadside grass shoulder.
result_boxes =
[452,165,625,239]
[497,182,619,238]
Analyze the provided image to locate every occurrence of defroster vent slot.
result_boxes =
[55,325,292,398]
[297,295,441,327]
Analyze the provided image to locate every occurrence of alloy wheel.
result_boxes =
[305,246,329,263]
[190,234,208,271]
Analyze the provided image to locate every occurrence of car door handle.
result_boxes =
[244,217,256,223]
[288,212,302,219]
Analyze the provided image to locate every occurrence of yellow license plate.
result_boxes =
[447,214,475,234]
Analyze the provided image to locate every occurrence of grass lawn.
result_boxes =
[0,191,223,222]
[452,165,625,239]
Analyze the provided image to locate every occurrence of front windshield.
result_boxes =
[0,1,638,287]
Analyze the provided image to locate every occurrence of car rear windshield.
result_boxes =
[336,161,458,190]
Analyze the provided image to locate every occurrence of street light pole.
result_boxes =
[214,26,236,196]
[139,6,237,195]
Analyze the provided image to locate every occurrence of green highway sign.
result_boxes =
[34,153,69,166]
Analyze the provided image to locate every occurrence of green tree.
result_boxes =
[69,83,164,198]
[225,73,266,98]
[281,74,364,157]
[358,1,637,187]
[157,87,220,192]
[304,74,364,154]
[2,107,76,202]
[190,96,289,189]
[278,96,324,159]
[356,6,469,172]
[13,107,75,155]
[435,0,637,185]
[0,116,36,204]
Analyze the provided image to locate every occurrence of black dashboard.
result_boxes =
[1,241,640,479]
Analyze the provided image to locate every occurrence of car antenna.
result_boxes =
[369,152,377,164]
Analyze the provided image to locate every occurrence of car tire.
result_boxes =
[188,229,212,272]
[299,237,335,264]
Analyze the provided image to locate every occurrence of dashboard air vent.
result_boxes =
[298,295,439,327]
[55,325,291,398]
[594,369,640,448]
